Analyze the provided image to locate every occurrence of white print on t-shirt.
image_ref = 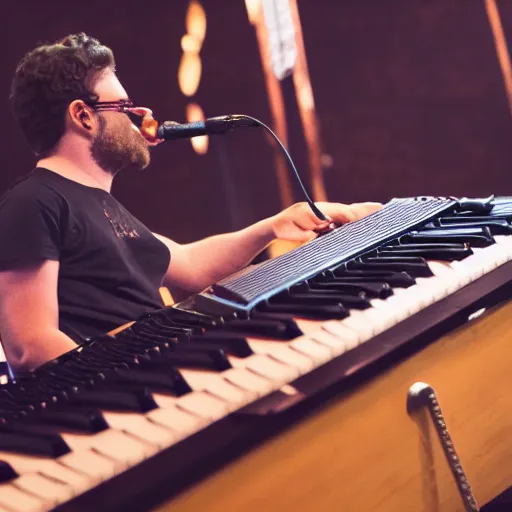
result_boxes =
[102,200,140,240]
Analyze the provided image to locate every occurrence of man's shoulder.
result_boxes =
[0,169,66,212]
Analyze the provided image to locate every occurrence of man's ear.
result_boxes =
[68,100,94,132]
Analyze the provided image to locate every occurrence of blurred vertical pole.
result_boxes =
[246,0,327,258]
[289,0,327,202]
[484,0,512,117]
[246,0,295,210]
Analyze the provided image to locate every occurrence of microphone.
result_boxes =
[140,113,328,221]
[156,115,260,141]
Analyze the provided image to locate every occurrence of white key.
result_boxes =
[289,336,332,364]
[310,328,354,356]
[336,310,374,343]
[0,452,91,495]
[58,450,121,481]
[320,321,359,350]
[146,406,206,436]
[62,429,154,466]
[357,301,398,334]
[247,340,314,374]
[181,369,257,407]
[495,234,512,258]
[241,355,299,384]
[222,368,275,396]
[151,392,178,409]
[174,391,229,420]
[0,483,47,512]
[13,473,73,504]
[102,411,177,449]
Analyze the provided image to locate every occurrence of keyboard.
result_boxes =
[0,196,511,512]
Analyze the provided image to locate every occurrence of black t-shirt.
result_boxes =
[0,168,170,342]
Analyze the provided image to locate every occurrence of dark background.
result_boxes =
[1,0,511,244]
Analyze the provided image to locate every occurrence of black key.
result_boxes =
[0,423,70,457]
[112,366,192,395]
[377,242,472,261]
[190,333,253,358]
[217,318,302,340]
[32,406,109,433]
[132,342,231,372]
[434,219,512,235]
[155,307,220,327]
[401,227,495,247]
[317,269,416,288]
[0,460,17,483]
[297,280,393,299]
[457,195,495,214]
[70,387,158,412]
[436,215,511,224]
[256,301,349,320]
[275,290,371,310]
[346,257,433,277]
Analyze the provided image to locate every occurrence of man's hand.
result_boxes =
[271,201,383,242]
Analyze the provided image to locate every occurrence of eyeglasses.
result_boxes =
[86,99,136,112]
[86,99,145,127]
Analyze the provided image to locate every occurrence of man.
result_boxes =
[0,33,381,374]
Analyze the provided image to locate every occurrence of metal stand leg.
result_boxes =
[407,382,479,512]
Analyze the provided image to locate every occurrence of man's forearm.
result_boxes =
[181,216,276,291]
[7,328,78,374]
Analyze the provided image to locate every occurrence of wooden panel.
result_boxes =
[156,300,512,512]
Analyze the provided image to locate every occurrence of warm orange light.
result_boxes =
[245,0,261,25]
[178,52,202,97]
[186,0,207,46]
[186,103,208,155]
[181,34,201,54]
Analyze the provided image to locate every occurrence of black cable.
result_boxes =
[237,115,327,221]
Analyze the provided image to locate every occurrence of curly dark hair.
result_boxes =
[10,33,115,157]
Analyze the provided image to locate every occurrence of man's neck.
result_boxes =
[37,151,114,192]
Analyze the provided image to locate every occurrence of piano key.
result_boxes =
[219,318,302,340]
[146,405,207,435]
[309,328,356,356]
[159,345,232,371]
[179,369,256,407]
[190,333,254,358]
[101,411,177,449]
[0,425,70,458]
[319,321,360,351]
[401,226,495,247]
[346,257,433,277]
[244,340,314,374]
[31,407,109,433]
[0,452,90,494]
[58,450,122,481]
[278,290,371,310]
[326,269,416,288]
[171,391,229,420]
[334,310,376,344]
[0,461,16,484]
[112,366,192,395]
[434,218,512,235]
[12,473,73,504]
[61,429,155,466]
[257,301,349,320]
[302,280,393,299]
[70,387,158,413]
[221,368,276,396]
[377,243,472,261]
[0,483,48,512]
[237,354,299,384]
[288,337,333,365]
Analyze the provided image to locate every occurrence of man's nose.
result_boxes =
[130,107,153,117]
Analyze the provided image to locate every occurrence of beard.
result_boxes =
[90,115,150,175]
